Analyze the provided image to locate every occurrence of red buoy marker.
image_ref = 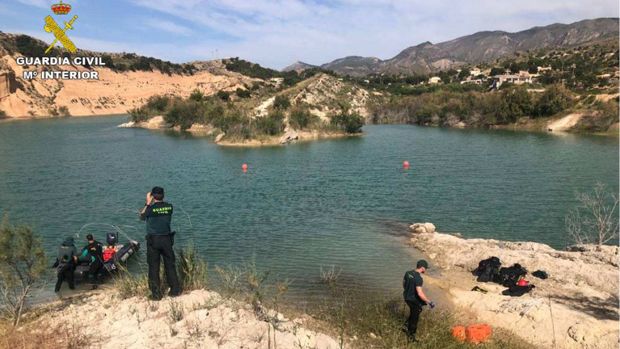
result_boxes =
[242,163,248,172]
[403,160,410,169]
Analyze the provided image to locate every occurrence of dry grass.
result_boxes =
[0,315,94,349]
[311,288,537,349]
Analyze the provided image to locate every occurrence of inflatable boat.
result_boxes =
[74,233,140,280]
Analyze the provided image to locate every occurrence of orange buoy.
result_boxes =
[242,163,248,172]
[403,160,410,169]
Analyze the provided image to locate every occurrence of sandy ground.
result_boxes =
[29,289,339,349]
[0,55,253,118]
[547,112,585,132]
[408,230,619,349]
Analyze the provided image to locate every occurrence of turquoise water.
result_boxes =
[0,115,617,298]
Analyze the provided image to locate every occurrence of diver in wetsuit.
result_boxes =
[54,237,78,292]
[79,234,104,288]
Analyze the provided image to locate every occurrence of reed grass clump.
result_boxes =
[178,243,209,291]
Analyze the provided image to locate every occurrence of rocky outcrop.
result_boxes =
[409,222,436,234]
[29,289,339,349]
[279,130,299,144]
[407,231,619,349]
[118,115,168,129]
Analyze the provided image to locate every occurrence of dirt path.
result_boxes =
[547,112,585,132]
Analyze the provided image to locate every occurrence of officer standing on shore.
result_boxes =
[403,260,434,343]
[139,186,181,300]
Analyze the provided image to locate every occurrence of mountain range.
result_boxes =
[283,18,620,77]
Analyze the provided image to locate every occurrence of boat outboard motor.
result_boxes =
[107,232,118,246]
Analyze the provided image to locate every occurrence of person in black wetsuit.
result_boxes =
[54,237,78,292]
[139,186,180,300]
[403,260,434,343]
[79,234,104,288]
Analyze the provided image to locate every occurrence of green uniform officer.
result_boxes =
[139,186,180,300]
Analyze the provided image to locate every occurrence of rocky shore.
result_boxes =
[407,225,619,349]
[118,116,359,147]
[12,289,339,349]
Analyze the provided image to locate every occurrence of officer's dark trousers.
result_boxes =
[55,267,74,292]
[147,234,180,299]
[406,300,422,339]
[88,259,104,283]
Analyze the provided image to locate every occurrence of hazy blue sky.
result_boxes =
[2,0,618,69]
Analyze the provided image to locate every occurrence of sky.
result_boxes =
[1,0,618,70]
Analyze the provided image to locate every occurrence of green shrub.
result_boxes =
[164,99,203,130]
[235,88,251,98]
[256,109,285,136]
[217,90,230,101]
[0,217,47,326]
[130,105,156,123]
[273,95,291,110]
[146,95,171,113]
[290,107,318,130]
[58,106,70,117]
[15,35,57,56]
[0,109,6,120]
[223,57,279,80]
[536,84,574,116]
[331,112,365,133]
[189,89,204,102]
[130,96,171,123]
[100,55,115,69]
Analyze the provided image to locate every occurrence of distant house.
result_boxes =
[469,69,482,76]
[460,78,484,85]
[596,73,612,79]
[270,77,284,86]
[492,71,533,90]
[428,76,442,84]
[537,66,552,73]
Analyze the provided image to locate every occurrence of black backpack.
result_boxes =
[474,257,501,283]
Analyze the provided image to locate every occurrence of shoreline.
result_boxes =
[118,116,364,147]
[406,229,619,349]
[3,113,617,137]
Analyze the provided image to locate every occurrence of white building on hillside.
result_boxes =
[492,71,533,90]
[428,76,442,84]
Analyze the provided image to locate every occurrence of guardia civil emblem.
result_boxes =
[44,1,78,54]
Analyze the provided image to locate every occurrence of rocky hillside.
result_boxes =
[436,17,620,63]
[310,18,619,76]
[281,61,317,72]
[0,33,254,118]
[320,56,382,77]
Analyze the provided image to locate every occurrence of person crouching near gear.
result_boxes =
[403,260,434,343]
[79,234,104,289]
[54,237,78,292]
[139,186,180,300]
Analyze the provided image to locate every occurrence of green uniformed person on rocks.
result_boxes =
[139,186,181,300]
[403,259,435,343]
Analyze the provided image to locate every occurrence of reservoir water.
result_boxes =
[0,115,617,299]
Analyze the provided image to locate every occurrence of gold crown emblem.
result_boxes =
[51,1,71,15]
